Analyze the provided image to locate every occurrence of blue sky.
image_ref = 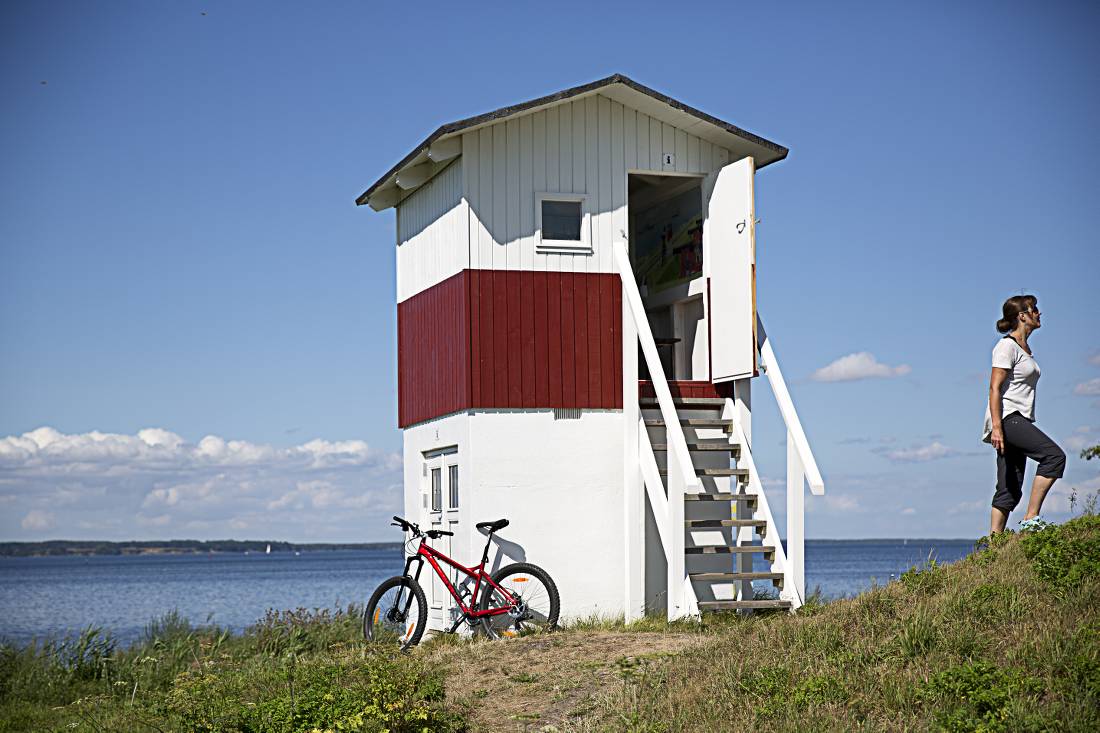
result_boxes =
[1,0,1097,542]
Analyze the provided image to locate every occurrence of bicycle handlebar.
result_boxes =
[391,516,453,540]
[391,515,421,536]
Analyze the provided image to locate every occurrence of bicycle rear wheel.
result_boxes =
[364,576,427,650]
[478,562,559,639]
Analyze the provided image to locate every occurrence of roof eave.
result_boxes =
[356,74,789,210]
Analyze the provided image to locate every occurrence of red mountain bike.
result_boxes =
[364,516,559,649]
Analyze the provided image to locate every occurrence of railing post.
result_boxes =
[623,279,643,623]
[786,433,805,605]
[667,447,686,620]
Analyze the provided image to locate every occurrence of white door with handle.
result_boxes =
[702,156,757,383]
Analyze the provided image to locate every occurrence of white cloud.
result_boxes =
[1089,352,1100,367]
[811,352,911,383]
[881,441,958,463]
[1067,427,1098,452]
[0,427,402,541]
[21,510,55,531]
[901,507,916,515]
[1075,378,1100,396]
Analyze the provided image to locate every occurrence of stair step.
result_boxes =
[684,493,756,503]
[644,418,732,430]
[686,545,775,555]
[651,441,740,453]
[685,519,766,529]
[698,600,792,611]
[659,468,749,478]
[689,571,784,583]
[640,397,725,409]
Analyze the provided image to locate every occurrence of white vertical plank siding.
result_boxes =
[530,112,545,273]
[396,158,466,302]
[584,97,598,275]
[610,101,626,257]
[649,117,661,171]
[597,96,613,273]
[506,118,520,272]
[676,129,689,174]
[456,93,729,275]
[478,127,494,269]
[464,131,480,270]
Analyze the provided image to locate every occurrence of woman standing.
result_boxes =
[983,295,1066,533]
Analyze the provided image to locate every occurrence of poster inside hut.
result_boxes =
[632,186,703,293]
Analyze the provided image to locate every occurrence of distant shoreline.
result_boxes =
[0,540,403,558]
[0,537,975,558]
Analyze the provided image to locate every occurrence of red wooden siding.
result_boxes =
[397,271,471,428]
[398,270,622,428]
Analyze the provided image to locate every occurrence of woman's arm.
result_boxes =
[989,367,1009,453]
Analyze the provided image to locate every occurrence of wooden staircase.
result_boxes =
[642,394,791,613]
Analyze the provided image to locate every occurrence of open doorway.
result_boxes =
[628,173,708,382]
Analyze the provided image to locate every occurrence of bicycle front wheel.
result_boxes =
[478,562,559,639]
[364,575,427,650]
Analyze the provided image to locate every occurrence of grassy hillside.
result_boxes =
[2,516,1097,732]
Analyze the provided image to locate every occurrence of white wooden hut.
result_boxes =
[357,74,824,630]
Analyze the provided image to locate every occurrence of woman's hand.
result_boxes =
[991,426,1004,454]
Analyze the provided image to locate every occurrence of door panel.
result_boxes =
[702,157,757,383]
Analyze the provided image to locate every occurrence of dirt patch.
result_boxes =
[420,630,706,732]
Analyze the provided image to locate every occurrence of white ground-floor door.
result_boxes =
[423,450,460,629]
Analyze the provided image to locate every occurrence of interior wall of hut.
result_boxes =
[628,173,707,382]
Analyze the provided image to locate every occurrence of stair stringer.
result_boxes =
[638,418,700,618]
[725,400,801,610]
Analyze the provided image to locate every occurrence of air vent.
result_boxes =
[553,408,582,420]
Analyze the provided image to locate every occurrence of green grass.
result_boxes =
[0,606,461,732]
[579,514,1100,732]
[3,515,1098,731]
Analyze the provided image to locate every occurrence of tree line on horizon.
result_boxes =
[0,539,401,557]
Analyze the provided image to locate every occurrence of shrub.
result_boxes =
[900,557,942,594]
[919,661,1043,732]
[791,674,847,706]
[162,650,459,733]
[1021,515,1100,593]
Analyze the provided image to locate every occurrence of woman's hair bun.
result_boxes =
[996,317,1012,333]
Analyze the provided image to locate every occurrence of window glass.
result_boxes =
[431,468,442,512]
[541,200,582,241]
[448,465,459,509]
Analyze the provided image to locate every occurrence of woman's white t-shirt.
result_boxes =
[982,337,1040,442]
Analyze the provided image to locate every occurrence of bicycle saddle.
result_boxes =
[476,518,509,533]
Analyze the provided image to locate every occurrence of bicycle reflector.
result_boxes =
[513,577,528,582]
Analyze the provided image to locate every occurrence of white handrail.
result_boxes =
[614,241,700,620]
[730,420,799,605]
[614,243,699,493]
[757,316,825,495]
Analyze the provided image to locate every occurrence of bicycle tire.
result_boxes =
[478,562,560,639]
[363,575,427,650]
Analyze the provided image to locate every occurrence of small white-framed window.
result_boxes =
[448,464,459,509]
[430,467,442,512]
[536,192,591,254]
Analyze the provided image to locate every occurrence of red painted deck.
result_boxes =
[398,270,622,428]
[638,380,734,400]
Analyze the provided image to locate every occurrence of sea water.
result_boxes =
[0,539,974,646]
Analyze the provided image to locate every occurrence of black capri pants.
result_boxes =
[993,412,1066,512]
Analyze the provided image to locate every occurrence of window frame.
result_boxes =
[535,192,592,254]
[447,464,459,510]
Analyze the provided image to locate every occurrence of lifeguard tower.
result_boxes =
[357,75,824,630]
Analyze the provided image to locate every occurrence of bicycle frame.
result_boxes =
[402,536,517,623]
